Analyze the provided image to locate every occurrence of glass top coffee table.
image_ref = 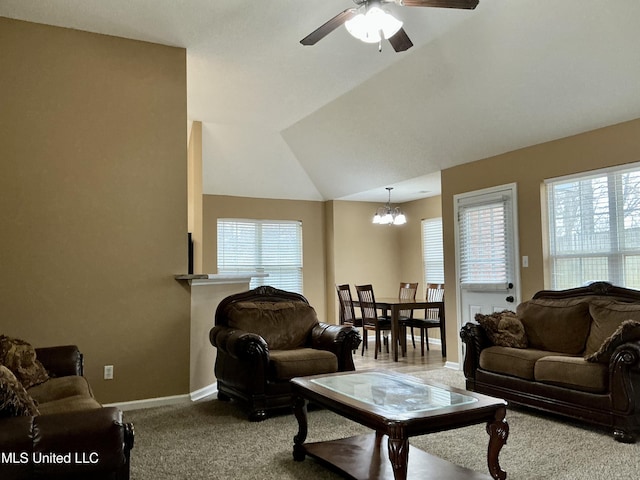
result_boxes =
[291,370,508,480]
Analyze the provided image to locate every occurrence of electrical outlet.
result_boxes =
[104,365,114,380]
[522,255,529,268]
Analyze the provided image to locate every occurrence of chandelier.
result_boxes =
[372,187,407,225]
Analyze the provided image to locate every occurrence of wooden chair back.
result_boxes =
[355,284,379,326]
[399,282,418,319]
[336,284,358,325]
[426,283,445,319]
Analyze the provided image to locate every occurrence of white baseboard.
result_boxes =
[444,360,461,370]
[190,382,218,402]
[104,394,190,411]
[104,382,218,411]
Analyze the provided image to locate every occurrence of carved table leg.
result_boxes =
[486,406,509,480]
[387,423,409,480]
[292,395,308,461]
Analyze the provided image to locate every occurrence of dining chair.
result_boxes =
[355,284,392,359]
[401,283,445,357]
[336,284,364,352]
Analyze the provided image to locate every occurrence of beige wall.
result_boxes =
[441,118,640,364]
[0,18,190,403]
[202,195,327,321]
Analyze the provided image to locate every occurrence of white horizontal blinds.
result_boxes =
[546,163,640,289]
[217,219,303,294]
[458,195,513,291]
[422,218,444,284]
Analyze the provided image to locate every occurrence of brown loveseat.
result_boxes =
[461,282,640,443]
[0,341,134,479]
[210,286,361,421]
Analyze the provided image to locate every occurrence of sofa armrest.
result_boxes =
[460,322,492,381]
[311,323,361,371]
[35,345,84,377]
[0,407,133,479]
[210,325,269,360]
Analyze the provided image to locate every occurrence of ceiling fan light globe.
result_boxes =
[372,213,382,224]
[345,7,401,43]
[367,7,403,40]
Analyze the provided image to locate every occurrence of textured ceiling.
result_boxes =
[3,0,640,203]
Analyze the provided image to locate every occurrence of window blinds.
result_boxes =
[458,196,513,291]
[546,163,640,289]
[422,218,444,284]
[217,219,303,293]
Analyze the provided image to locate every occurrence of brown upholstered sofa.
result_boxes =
[0,342,134,479]
[461,282,640,442]
[210,286,361,421]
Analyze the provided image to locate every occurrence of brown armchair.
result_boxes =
[209,286,361,421]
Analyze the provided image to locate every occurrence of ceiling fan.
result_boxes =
[300,0,479,52]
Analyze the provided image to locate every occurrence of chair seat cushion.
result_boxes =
[534,355,608,393]
[37,395,102,415]
[269,348,338,381]
[479,346,570,380]
[27,376,94,404]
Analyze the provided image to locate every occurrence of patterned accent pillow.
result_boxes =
[0,335,49,388]
[476,310,528,348]
[585,320,640,363]
[0,365,40,417]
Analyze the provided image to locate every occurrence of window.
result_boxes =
[422,218,444,284]
[217,219,303,293]
[546,163,640,289]
[458,193,514,290]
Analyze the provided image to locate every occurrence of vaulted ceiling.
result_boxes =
[3,0,640,203]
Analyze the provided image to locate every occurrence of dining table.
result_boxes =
[351,297,445,362]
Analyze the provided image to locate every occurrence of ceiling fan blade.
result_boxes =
[300,9,358,46]
[388,28,413,52]
[397,0,479,9]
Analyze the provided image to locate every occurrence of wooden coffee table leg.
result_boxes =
[486,406,509,480]
[293,395,308,461]
[387,423,409,480]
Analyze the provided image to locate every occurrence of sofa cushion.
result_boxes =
[269,348,338,380]
[534,356,608,393]
[36,394,102,415]
[479,346,570,380]
[0,335,49,388]
[226,301,319,350]
[0,365,39,417]
[475,310,527,348]
[585,319,640,363]
[27,375,94,404]
[584,301,640,357]
[516,299,591,354]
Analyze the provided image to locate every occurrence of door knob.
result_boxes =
[505,296,515,303]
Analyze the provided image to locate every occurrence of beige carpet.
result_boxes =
[125,368,640,479]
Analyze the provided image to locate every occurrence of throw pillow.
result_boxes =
[0,335,49,389]
[475,310,528,348]
[0,365,40,417]
[584,301,640,357]
[585,319,640,363]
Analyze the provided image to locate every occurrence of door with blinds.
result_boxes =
[455,184,520,333]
